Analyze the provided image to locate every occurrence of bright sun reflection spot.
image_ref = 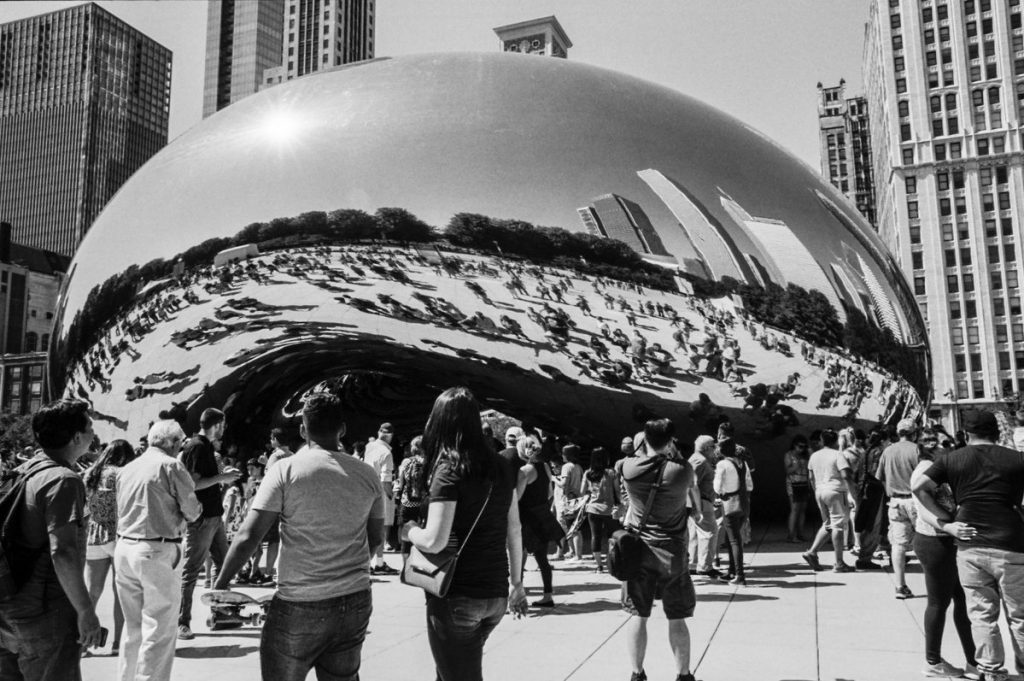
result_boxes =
[260,110,302,145]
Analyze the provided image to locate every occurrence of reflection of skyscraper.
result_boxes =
[637,169,748,282]
[586,194,670,258]
[857,252,903,339]
[829,263,869,318]
[719,194,785,286]
[0,3,172,257]
[203,0,286,117]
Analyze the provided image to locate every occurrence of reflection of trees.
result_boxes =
[60,205,924,393]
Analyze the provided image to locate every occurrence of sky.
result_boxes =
[0,0,871,168]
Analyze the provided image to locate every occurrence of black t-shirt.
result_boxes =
[179,434,222,518]
[428,452,515,599]
[926,444,1024,552]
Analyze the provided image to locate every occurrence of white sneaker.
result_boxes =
[963,663,980,680]
[922,659,964,677]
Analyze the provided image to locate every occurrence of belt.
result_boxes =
[890,493,912,499]
[118,535,182,543]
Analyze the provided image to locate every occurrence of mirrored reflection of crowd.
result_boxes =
[7,392,1022,681]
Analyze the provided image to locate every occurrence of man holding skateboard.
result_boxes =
[214,392,384,681]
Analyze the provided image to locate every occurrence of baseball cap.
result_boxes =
[379,422,394,433]
[896,418,917,435]
[505,426,524,443]
[562,444,581,459]
[962,409,999,436]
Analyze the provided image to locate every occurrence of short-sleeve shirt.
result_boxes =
[252,445,384,601]
[876,441,921,496]
[179,434,222,518]
[428,453,516,599]
[925,444,1024,552]
[617,455,693,542]
[687,453,716,502]
[808,447,850,493]
[13,454,88,607]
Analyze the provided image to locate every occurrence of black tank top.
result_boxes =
[519,458,550,508]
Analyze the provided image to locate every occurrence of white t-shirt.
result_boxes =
[252,445,384,601]
[808,447,850,494]
[1013,426,1024,453]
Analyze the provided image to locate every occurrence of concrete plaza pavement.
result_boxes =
[82,523,1001,681]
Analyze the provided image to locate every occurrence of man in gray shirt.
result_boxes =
[215,392,384,680]
[876,418,921,599]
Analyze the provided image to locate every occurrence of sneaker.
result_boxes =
[896,585,914,599]
[833,563,854,573]
[177,625,195,641]
[675,674,696,681]
[922,660,965,677]
[532,598,555,608]
[729,575,747,586]
[802,552,822,571]
[629,671,647,681]
[855,560,882,571]
[979,669,1010,681]
[371,564,399,576]
[964,663,981,680]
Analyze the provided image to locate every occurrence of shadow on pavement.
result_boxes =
[176,645,259,658]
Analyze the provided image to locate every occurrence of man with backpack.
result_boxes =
[0,399,105,680]
[615,418,700,681]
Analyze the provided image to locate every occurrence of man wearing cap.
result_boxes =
[499,427,524,466]
[365,422,398,575]
[876,417,922,598]
[914,409,1024,681]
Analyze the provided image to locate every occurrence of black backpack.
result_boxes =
[0,458,61,602]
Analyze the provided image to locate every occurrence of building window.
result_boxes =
[955,353,967,372]
[946,249,958,267]
[951,301,963,319]
[935,144,946,161]
[993,271,1005,290]
[968,326,980,344]
[951,142,962,159]
[940,197,952,216]
[915,275,926,294]
[896,77,907,94]
[910,224,921,243]
[948,274,960,292]
[902,147,915,164]
[986,219,999,237]
[953,327,965,345]
[964,273,975,291]
[912,251,924,269]
[992,244,1003,263]
[891,14,902,29]
[907,201,919,218]
[995,297,1007,316]
[966,299,978,318]
[942,223,954,241]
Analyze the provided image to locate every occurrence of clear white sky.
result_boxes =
[1,0,871,168]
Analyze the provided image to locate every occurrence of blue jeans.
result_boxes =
[179,515,228,626]
[957,546,1024,674]
[425,595,507,681]
[261,590,372,681]
[0,599,81,681]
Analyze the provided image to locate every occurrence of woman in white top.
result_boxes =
[713,438,753,586]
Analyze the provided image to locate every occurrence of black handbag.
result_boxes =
[607,457,669,581]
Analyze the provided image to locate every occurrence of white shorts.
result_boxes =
[86,541,116,561]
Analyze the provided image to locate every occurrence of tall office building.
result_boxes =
[262,0,374,88]
[583,194,671,257]
[494,16,571,58]
[203,0,285,117]
[865,0,1024,423]
[817,80,877,227]
[0,3,171,258]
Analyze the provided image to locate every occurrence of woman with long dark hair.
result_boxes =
[581,446,619,572]
[403,387,527,681]
[84,439,138,655]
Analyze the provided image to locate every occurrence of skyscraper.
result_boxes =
[261,0,374,88]
[0,3,171,258]
[865,0,1024,422]
[493,16,571,58]
[817,80,877,227]
[203,0,285,118]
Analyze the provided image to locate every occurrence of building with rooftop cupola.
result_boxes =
[817,79,876,227]
[493,16,571,58]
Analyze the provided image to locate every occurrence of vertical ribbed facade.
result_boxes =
[202,0,285,117]
[865,0,1024,421]
[0,3,171,257]
[817,81,877,227]
[262,0,374,88]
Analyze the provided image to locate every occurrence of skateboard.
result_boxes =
[201,590,273,630]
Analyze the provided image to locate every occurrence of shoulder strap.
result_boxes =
[452,483,493,558]
[635,457,670,533]
[729,459,747,494]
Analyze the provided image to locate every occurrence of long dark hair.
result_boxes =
[84,439,137,492]
[586,447,608,482]
[420,387,496,489]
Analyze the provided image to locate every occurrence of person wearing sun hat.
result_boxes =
[914,408,1024,681]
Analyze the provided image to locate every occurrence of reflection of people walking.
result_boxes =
[115,420,201,681]
[617,419,700,681]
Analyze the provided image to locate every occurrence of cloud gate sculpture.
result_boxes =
[50,53,929,509]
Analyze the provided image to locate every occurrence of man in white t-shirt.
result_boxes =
[1013,410,1024,453]
[364,422,398,574]
[214,393,384,680]
[802,429,857,573]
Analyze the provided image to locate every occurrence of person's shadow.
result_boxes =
[176,644,259,658]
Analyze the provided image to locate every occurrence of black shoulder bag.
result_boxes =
[607,457,669,581]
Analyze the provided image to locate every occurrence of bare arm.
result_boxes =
[214,508,277,589]
[408,500,456,554]
[506,490,527,616]
[366,516,385,557]
[50,524,103,646]
[516,464,538,501]
[191,470,238,491]
[912,473,974,540]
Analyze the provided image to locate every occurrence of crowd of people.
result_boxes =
[3,388,1023,681]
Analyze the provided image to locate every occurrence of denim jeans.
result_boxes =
[0,599,81,681]
[179,515,228,626]
[957,546,1024,674]
[261,590,372,681]
[425,594,507,681]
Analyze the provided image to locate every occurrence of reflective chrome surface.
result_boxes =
[52,53,928,469]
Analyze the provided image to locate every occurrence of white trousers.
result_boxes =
[114,539,183,681]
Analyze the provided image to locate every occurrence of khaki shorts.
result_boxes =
[86,541,116,561]
[887,497,917,549]
[815,488,849,531]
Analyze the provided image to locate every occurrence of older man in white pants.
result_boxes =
[115,420,201,681]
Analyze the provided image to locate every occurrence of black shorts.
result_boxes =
[788,482,811,504]
[622,538,695,620]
